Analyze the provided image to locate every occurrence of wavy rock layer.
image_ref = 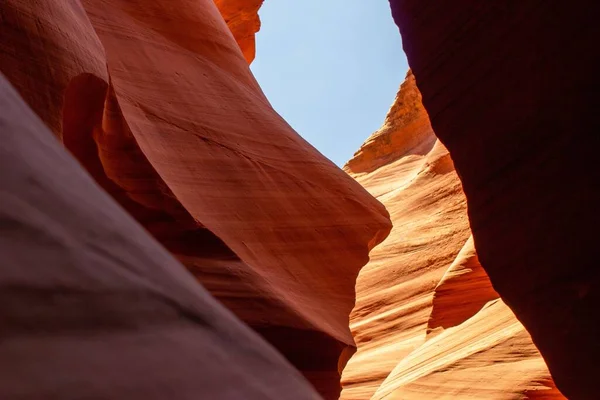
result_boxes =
[390,1,600,398]
[426,237,498,338]
[0,1,391,398]
[0,71,321,400]
[341,71,561,399]
[372,300,564,400]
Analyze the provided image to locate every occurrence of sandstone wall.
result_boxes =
[390,1,600,398]
[342,71,562,400]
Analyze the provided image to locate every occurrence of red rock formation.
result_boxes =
[342,71,471,399]
[0,71,320,399]
[342,71,561,399]
[0,1,391,398]
[214,0,264,63]
[390,1,600,398]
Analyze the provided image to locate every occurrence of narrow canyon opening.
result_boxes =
[248,2,564,400]
[250,0,408,167]
[1,1,597,399]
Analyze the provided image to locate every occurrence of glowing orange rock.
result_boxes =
[342,71,561,400]
[214,0,264,63]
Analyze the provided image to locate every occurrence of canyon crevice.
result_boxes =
[1,0,597,399]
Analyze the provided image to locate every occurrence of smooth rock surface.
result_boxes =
[372,300,564,400]
[0,71,321,400]
[426,236,498,337]
[0,1,391,397]
[390,1,600,398]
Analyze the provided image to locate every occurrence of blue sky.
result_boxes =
[250,0,408,166]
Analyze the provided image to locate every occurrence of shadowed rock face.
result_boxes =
[0,1,391,398]
[390,1,600,398]
[0,71,321,400]
[341,72,562,399]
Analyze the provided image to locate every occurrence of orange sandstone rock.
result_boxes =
[342,71,561,399]
[372,300,564,400]
[426,236,498,338]
[214,0,264,63]
[0,1,390,398]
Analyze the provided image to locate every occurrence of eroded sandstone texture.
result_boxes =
[390,1,600,399]
[341,71,562,399]
[0,71,321,400]
[0,1,391,398]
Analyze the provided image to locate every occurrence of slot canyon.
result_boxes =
[0,1,598,399]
